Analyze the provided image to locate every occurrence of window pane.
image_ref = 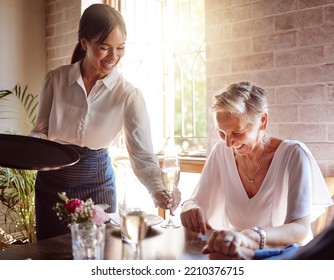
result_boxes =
[120,0,206,156]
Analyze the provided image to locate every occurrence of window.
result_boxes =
[118,0,206,156]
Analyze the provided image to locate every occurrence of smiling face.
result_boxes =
[214,111,267,156]
[80,26,125,79]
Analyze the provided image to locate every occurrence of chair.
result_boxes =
[311,177,334,236]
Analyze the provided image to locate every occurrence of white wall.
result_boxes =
[0,0,46,134]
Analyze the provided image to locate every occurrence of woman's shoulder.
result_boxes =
[208,141,232,160]
[44,63,75,82]
[274,139,313,162]
[211,141,227,152]
[48,63,73,74]
[117,73,136,92]
[277,139,309,152]
[108,73,142,102]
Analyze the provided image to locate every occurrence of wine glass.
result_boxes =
[161,154,180,229]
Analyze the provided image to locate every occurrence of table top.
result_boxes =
[0,224,209,260]
[0,134,80,170]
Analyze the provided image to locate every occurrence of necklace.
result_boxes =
[243,143,267,183]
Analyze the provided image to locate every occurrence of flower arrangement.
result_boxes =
[54,192,110,225]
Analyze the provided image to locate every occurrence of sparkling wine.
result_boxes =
[121,210,147,244]
[161,168,180,195]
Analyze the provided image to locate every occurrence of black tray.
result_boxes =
[0,134,80,170]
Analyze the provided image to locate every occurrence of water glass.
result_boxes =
[70,222,106,260]
[120,208,147,243]
[119,206,147,259]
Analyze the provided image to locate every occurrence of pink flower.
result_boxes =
[64,199,83,214]
[91,205,110,225]
[55,192,110,225]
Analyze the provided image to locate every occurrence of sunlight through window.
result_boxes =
[119,0,206,156]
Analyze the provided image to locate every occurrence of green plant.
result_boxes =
[0,168,36,243]
[0,84,38,127]
[0,84,38,244]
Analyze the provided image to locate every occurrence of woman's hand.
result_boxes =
[152,187,181,213]
[201,230,255,260]
[180,200,212,235]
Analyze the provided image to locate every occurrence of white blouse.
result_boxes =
[30,61,163,194]
[190,140,333,233]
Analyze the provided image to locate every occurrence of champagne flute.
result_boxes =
[161,154,180,229]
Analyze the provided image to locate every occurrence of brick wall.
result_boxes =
[45,0,334,177]
[205,0,334,177]
[45,0,81,70]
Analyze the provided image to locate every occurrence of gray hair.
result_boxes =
[209,81,268,124]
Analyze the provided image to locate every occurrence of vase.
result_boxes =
[70,222,106,260]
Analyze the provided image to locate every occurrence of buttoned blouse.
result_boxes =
[30,61,163,194]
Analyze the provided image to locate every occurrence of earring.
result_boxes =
[262,133,268,144]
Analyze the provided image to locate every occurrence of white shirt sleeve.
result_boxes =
[190,142,230,229]
[286,141,333,223]
[30,70,54,139]
[123,88,164,195]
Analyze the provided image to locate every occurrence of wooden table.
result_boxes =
[0,224,209,260]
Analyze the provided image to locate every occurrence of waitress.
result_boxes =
[31,4,181,240]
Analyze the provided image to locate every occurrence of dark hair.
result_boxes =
[71,4,127,64]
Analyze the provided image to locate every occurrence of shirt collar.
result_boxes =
[68,60,120,90]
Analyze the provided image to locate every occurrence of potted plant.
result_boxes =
[0,84,38,245]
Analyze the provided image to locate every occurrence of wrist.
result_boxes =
[251,226,266,250]
[181,199,198,212]
[150,185,165,196]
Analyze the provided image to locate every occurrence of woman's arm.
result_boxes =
[202,215,309,260]
[241,215,310,250]
[30,70,54,138]
[122,88,181,210]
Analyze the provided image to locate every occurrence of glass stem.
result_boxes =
[166,208,174,225]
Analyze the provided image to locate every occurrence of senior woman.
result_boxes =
[180,81,332,259]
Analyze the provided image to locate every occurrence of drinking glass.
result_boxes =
[119,203,147,259]
[70,222,106,260]
[161,154,180,229]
